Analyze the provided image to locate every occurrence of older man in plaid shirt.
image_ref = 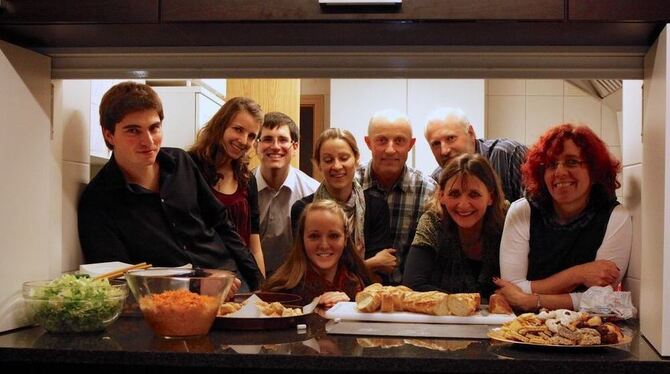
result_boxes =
[356,109,437,285]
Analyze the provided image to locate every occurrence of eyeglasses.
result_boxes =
[257,137,295,147]
[543,158,585,170]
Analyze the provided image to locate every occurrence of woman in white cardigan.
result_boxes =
[494,124,631,312]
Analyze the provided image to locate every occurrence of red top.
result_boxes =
[212,183,250,246]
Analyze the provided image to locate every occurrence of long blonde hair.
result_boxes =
[263,200,370,291]
[189,97,263,186]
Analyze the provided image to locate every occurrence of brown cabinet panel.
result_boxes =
[0,0,159,24]
[162,0,565,22]
[569,0,670,21]
[0,21,660,48]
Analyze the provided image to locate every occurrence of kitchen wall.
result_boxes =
[329,79,486,176]
[486,79,623,196]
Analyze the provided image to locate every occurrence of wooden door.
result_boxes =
[226,79,301,170]
[300,94,325,180]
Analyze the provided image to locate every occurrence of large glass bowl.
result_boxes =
[125,268,235,338]
[22,276,128,333]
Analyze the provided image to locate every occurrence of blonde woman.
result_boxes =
[264,200,371,307]
[290,128,395,284]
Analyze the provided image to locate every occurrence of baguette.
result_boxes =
[447,293,480,316]
[402,291,450,316]
[356,290,382,312]
[380,291,395,313]
[488,294,513,315]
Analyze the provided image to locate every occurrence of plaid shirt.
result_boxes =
[431,138,527,203]
[356,162,437,284]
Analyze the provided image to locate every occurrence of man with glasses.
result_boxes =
[356,109,436,284]
[424,107,528,203]
[254,112,319,275]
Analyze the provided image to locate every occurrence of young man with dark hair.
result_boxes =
[78,81,263,290]
[254,112,319,275]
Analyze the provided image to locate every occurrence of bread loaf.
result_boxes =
[380,291,395,313]
[447,293,480,316]
[356,290,382,312]
[488,294,513,315]
[355,285,479,316]
[402,291,450,316]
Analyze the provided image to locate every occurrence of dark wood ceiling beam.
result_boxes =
[0,22,663,49]
[161,0,565,22]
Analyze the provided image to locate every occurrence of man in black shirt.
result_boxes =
[78,82,263,290]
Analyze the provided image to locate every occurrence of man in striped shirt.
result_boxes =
[357,109,437,285]
[424,107,527,203]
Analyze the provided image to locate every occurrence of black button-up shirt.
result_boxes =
[78,148,263,290]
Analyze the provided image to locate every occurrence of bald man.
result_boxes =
[425,107,527,203]
[356,109,437,284]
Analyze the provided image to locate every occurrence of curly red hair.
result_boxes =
[522,124,621,202]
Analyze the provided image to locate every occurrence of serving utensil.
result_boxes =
[93,262,152,280]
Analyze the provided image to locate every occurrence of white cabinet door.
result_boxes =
[641,24,670,356]
[154,87,222,151]
[196,91,222,130]
[0,41,52,332]
[155,87,198,150]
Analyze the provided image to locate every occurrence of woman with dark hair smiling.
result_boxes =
[494,124,632,311]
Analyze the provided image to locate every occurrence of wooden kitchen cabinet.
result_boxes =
[0,0,159,24]
[161,0,565,22]
[568,0,670,21]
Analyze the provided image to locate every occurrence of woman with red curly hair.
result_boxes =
[494,124,632,311]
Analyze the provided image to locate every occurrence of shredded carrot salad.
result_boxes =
[139,289,219,337]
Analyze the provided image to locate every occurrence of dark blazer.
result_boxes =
[290,191,392,260]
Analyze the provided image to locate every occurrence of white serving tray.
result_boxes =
[324,302,515,325]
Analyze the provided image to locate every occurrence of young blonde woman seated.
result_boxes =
[291,128,394,283]
[264,199,372,308]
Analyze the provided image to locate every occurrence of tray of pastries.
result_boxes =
[488,309,630,347]
[214,292,310,330]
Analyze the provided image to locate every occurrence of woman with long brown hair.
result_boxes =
[403,153,507,298]
[189,97,266,281]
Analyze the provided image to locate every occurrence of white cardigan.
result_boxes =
[499,198,632,308]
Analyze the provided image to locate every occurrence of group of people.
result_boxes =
[78,81,632,312]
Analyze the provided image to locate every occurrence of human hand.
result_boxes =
[578,260,620,287]
[318,291,350,309]
[493,277,535,311]
[225,277,242,301]
[368,248,397,274]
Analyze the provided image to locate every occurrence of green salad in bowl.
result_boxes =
[23,274,128,333]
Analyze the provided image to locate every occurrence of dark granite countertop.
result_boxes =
[0,315,668,373]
